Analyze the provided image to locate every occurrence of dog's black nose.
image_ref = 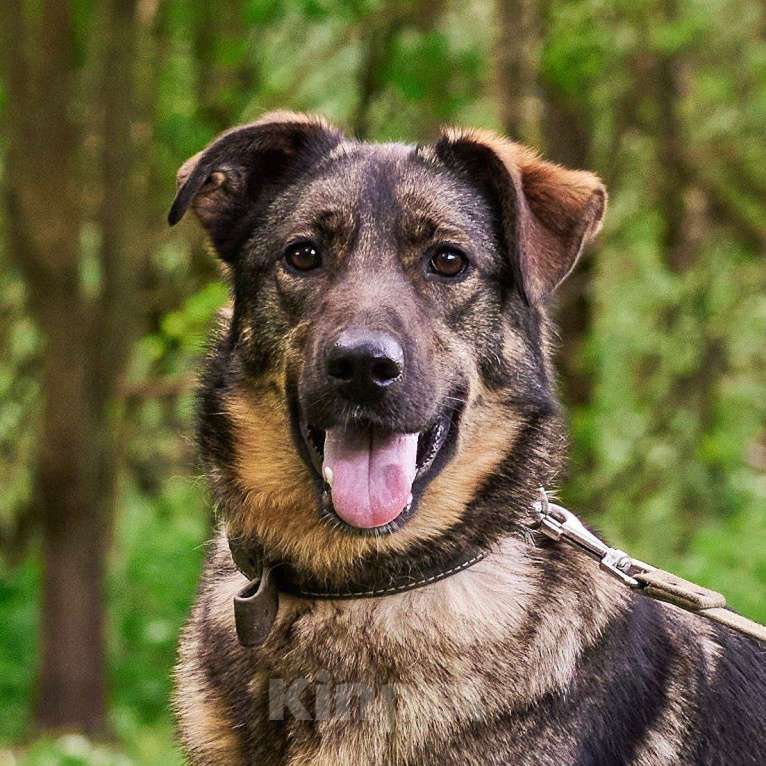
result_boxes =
[326,329,404,401]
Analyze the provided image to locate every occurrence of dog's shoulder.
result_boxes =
[173,533,286,766]
[691,624,766,763]
[616,592,766,765]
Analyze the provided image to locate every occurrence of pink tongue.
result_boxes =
[323,427,419,528]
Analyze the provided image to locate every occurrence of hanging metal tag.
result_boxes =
[233,564,279,647]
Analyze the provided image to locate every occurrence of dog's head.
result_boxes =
[170,111,606,577]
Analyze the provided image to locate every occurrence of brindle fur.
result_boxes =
[170,112,766,765]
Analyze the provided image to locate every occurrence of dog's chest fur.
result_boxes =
[257,536,621,765]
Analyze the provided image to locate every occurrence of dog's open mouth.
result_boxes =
[298,415,454,533]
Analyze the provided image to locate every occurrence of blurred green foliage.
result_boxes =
[0,480,204,763]
[1,0,764,762]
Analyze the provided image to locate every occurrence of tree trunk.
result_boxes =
[495,0,540,144]
[537,56,594,413]
[654,0,693,274]
[495,0,593,415]
[1,0,139,735]
[4,0,108,733]
[36,311,108,733]
[352,0,447,140]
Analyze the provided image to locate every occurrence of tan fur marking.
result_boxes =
[413,387,521,536]
[696,616,723,678]
[631,657,688,765]
[631,609,723,765]
[227,380,372,576]
[226,357,522,577]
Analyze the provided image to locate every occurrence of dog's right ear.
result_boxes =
[168,111,344,260]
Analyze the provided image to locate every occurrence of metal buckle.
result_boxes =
[533,489,648,588]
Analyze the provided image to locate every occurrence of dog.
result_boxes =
[168,111,765,765]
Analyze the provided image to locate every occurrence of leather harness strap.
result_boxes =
[533,491,766,645]
[634,569,766,642]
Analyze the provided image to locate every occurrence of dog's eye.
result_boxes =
[285,242,322,272]
[429,247,468,278]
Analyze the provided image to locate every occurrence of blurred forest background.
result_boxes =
[0,0,764,763]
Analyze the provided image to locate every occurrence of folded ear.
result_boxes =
[168,111,344,260]
[432,128,606,304]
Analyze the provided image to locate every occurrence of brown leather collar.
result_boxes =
[228,537,487,647]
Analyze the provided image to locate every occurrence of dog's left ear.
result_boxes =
[432,128,607,304]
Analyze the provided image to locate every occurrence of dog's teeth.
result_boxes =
[323,466,333,486]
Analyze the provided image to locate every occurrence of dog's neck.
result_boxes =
[225,490,572,648]
[224,477,546,593]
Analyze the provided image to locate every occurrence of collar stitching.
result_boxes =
[292,551,487,598]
